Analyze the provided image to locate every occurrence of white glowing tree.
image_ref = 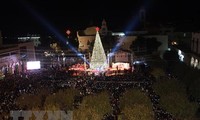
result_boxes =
[90,27,108,71]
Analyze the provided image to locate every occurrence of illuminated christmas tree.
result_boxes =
[90,27,108,71]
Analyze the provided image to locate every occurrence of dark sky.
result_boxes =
[0,0,200,35]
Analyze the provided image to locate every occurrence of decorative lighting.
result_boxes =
[90,27,108,71]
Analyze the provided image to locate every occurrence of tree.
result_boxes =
[163,49,179,62]
[130,36,161,55]
[146,37,161,54]
[130,36,146,51]
[130,36,146,56]
[90,30,108,70]
[163,49,179,74]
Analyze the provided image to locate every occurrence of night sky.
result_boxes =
[0,0,200,35]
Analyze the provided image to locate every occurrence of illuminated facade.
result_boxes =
[169,32,200,69]
[190,32,200,69]
[76,19,133,52]
[191,32,200,54]
[18,34,41,47]
[77,27,96,52]
[76,19,169,70]
[110,49,132,70]
[0,40,36,76]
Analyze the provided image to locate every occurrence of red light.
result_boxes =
[95,27,99,32]
[66,30,71,35]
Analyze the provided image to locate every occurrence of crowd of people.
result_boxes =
[71,72,175,120]
[0,63,176,120]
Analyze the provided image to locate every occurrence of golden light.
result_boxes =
[171,41,178,45]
